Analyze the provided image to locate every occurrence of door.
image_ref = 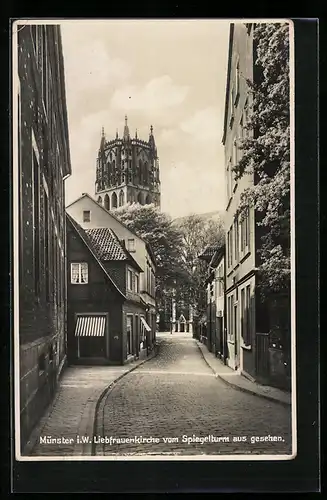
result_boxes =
[234,303,240,370]
[217,316,223,357]
[135,315,139,357]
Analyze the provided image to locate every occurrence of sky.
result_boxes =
[61,20,230,218]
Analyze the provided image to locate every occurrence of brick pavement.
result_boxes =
[24,352,156,457]
[96,332,293,457]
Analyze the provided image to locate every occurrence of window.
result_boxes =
[135,274,139,293]
[127,269,133,291]
[235,60,240,104]
[71,262,88,284]
[229,89,235,128]
[38,352,46,374]
[127,238,135,252]
[240,209,250,254]
[126,315,133,356]
[234,218,239,263]
[32,141,41,297]
[232,141,237,191]
[227,227,233,268]
[226,164,231,203]
[244,100,249,137]
[83,210,90,223]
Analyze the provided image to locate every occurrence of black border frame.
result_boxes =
[6,17,319,493]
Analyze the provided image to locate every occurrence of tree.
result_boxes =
[113,203,187,303]
[175,214,225,314]
[233,22,290,299]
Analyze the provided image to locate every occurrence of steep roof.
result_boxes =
[198,244,222,262]
[85,227,128,261]
[85,227,143,272]
[66,192,157,267]
[66,213,127,298]
[66,193,145,242]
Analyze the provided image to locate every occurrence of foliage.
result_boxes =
[174,214,225,314]
[113,203,187,301]
[114,204,225,318]
[233,22,291,298]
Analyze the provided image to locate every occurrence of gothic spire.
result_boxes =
[149,124,156,150]
[135,128,138,139]
[123,115,130,140]
[100,126,106,150]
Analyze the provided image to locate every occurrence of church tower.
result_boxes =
[95,116,161,210]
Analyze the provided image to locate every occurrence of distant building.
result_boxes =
[66,193,157,346]
[222,22,291,389]
[66,214,152,364]
[16,24,72,451]
[95,116,161,209]
[198,245,225,355]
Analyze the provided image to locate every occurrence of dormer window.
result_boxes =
[127,238,135,252]
[83,210,90,223]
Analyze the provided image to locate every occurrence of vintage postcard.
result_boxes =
[12,18,296,462]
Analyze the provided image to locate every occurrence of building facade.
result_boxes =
[223,23,257,377]
[198,245,225,355]
[222,23,291,390]
[16,24,71,451]
[66,193,157,346]
[95,116,161,209]
[66,215,151,364]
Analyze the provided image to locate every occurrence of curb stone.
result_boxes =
[92,347,158,456]
[195,340,291,409]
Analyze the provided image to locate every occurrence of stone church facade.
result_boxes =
[95,116,161,210]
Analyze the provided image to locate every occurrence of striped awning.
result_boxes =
[74,315,106,337]
[140,317,151,332]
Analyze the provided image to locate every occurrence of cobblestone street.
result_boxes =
[96,333,293,457]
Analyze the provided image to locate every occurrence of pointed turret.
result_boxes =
[135,128,138,139]
[100,126,106,150]
[149,124,156,153]
[116,129,119,139]
[123,115,130,140]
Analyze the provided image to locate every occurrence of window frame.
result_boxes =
[127,238,135,253]
[83,210,91,223]
[127,268,133,291]
[70,262,89,284]
[134,273,139,293]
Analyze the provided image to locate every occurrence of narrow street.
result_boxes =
[95,333,292,456]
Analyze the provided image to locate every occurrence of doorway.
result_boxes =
[234,303,240,370]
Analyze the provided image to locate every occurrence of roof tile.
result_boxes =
[85,227,128,261]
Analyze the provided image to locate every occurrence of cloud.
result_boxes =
[180,107,222,142]
[110,75,189,111]
[63,39,132,97]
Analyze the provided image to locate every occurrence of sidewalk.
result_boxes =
[24,350,156,457]
[196,340,291,407]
